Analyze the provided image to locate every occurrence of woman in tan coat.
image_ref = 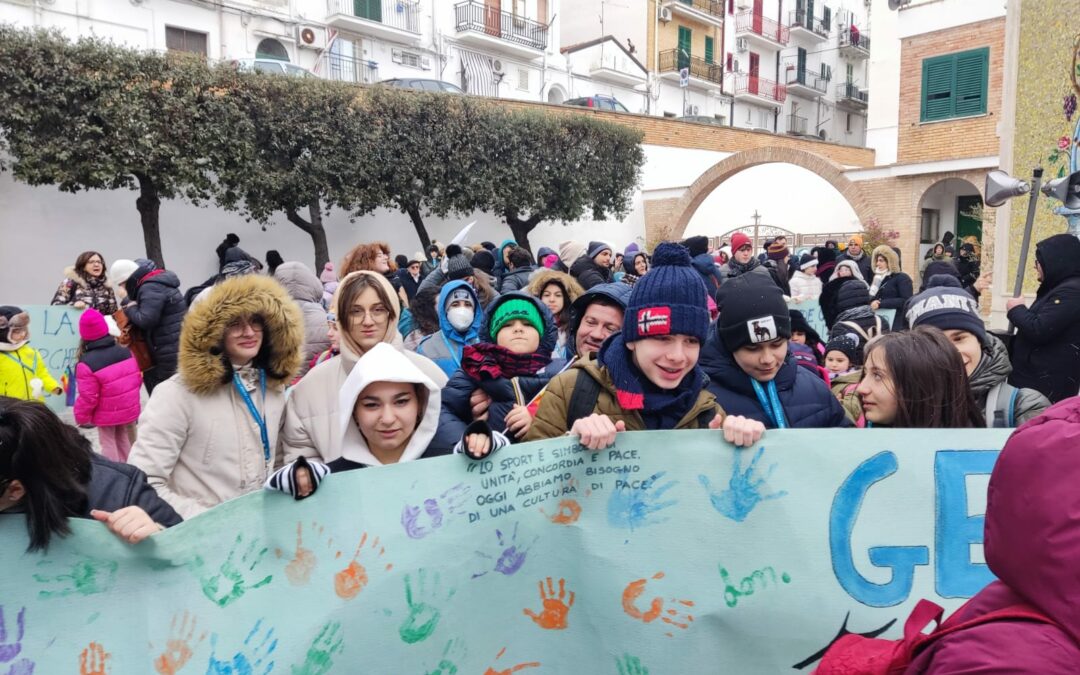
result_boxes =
[128,275,303,519]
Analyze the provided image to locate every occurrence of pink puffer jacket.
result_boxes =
[74,337,142,427]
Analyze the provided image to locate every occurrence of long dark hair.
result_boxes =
[0,397,93,552]
[75,250,106,280]
[863,326,984,428]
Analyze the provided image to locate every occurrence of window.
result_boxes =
[726,53,734,72]
[822,6,831,31]
[846,63,853,84]
[354,0,382,22]
[921,209,941,244]
[846,112,852,132]
[165,27,208,56]
[920,47,989,122]
[729,0,734,13]
[517,67,529,91]
[677,26,692,70]
[705,36,715,64]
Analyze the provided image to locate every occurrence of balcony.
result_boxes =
[658,49,723,88]
[835,82,868,109]
[322,52,379,85]
[788,9,829,42]
[838,25,870,59]
[733,73,787,106]
[668,0,724,28]
[454,0,549,59]
[786,113,808,136]
[785,66,827,98]
[589,49,647,86]
[326,0,422,45]
[735,11,789,50]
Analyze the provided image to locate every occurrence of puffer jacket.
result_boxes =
[699,323,851,429]
[74,336,141,427]
[0,344,60,401]
[970,334,1050,426]
[499,266,534,293]
[570,255,613,290]
[829,370,864,426]
[123,260,187,378]
[1008,234,1080,403]
[84,454,183,527]
[273,262,330,378]
[281,271,448,464]
[904,398,1080,673]
[837,250,873,283]
[528,354,722,440]
[789,270,822,302]
[433,293,558,452]
[416,280,484,378]
[869,246,913,323]
[51,267,118,315]
[691,252,723,297]
[128,275,304,519]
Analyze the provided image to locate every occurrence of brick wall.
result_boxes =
[897,17,1005,164]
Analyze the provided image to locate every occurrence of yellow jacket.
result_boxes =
[0,344,61,401]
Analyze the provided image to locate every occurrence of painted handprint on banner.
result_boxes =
[77,642,110,675]
[189,534,273,608]
[424,639,466,675]
[621,572,695,638]
[399,571,455,644]
[699,446,787,522]
[275,522,338,587]
[523,577,574,630]
[483,647,539,675]
[334,531,391,600]
[32,556,117,599]
[401,484,471,539]
[290,621,343,675]
[472,523,535,578]
[152,611,205,675]
[540,479,588,525]
[607,470,678,530]
[206,619,277,675]
[615,654,650,675]
[0,606,34,675]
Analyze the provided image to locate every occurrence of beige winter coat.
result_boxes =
[281,271,447,463]
[129,275,303,519]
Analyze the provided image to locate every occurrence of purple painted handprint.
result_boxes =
[472,523,536,578]
[401,484,470,539]
[0,606,34,675]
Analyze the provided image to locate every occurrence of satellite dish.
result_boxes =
[984,170,1030,207]
[887,0,911,9]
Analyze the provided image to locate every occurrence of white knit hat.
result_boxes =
[109,259,138,286]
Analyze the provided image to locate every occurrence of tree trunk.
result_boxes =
[504,209,543,254]
[406,205,432,252]
[135,174,165,268]
[286,198,331,271]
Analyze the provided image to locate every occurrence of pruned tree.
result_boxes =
[0,26,250,267]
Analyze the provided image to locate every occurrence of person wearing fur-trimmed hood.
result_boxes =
[128,275,303,519]
[50,251,119,315]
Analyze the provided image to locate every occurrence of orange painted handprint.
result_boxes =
[276,522,335,586]
[622,572,695,638]
[152,611,206,675]
[540,479,590,525]
[523,577,574,630]
[334,532,392,600]
[483,647,540,675]
[79,641,111,675]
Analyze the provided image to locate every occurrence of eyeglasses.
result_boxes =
[225,319,264,336]
[349,306,390,323]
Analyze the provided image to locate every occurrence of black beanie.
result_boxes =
[683,235,709,258]
[717,274,791,351]
[835,279,871,314]
[906,286,986,344]
[825,333,861,366]
[788,309,822,344]
[471,249,495,274]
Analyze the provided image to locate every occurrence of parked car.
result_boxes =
[230,58,313,78]
[677,115,726,126]
[378,78,465,94]
[564,96,630,112]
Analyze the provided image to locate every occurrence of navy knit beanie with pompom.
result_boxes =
[622,242,710,343]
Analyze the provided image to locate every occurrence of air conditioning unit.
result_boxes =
[658,6,673,22]
[490,58,505,76]
[736,0,752,10]
[736,38,749,52]
[296,25,326,50]
[688,104,700,115]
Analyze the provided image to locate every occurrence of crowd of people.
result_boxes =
[2,228,1080,669]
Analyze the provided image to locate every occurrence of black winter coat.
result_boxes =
[85,454,183,526]
[570,256,613,290]
[500,266,534,293]
[699,324,851,429]
[837,252,873,284]
[398,269,421,303]
[123,264,187,378]
[872,273,913,329]
[1008,235,1080,403]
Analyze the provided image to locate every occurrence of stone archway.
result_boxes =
[644,146,877,245]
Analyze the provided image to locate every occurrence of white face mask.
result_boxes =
[447,306,475,332]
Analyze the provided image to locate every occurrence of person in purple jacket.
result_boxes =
[74,309,142,462]
[904,398,1080,672]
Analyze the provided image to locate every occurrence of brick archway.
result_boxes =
[646,147,877,244]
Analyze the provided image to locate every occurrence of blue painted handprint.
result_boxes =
[472,523,536,578]
[607,470,678,530]
[206,619,277,675]
[0,606,34,675]
[699,446,787,522]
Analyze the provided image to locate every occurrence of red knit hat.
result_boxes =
[731,232,752,252]
[79,308,109,341]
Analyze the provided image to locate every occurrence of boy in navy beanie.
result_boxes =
[529,243,765,448]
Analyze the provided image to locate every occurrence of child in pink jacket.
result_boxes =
[75,309,142,462]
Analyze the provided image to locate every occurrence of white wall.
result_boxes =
[895,0,1005,39]
[866,0,900,164]
[915,177,980,258]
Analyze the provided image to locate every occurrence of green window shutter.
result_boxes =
[797,47,806,81]
[678,26,692,69]
[705,36,715,64]
[822,6,831,31]
[921,54,955,121]
[953,48,989,117]
[806,0,814,24]
[355,0,381,21]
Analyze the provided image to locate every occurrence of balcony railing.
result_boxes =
[735,11,790,45]
[787,113,808,135]
[838,26,870,54]
[454,0,549,52]
[836,82,869,104]
[322,52,378,84]
[674,0,724,18]
[788,9,829,38]
[786,67,828,95]
[734,73,787,103]
[659,49,723,85]
[329,0,420,34]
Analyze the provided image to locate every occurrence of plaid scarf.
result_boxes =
[461,342,552,381]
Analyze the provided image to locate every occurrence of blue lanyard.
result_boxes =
[233,370,269,461]
[750,379,788,429]
[443,332,464,369]
[2,351,36,374]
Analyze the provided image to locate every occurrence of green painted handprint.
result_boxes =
[33,556,118,599]
[424,638,466,675]
[291,621,343,675]
[189,534,273,608]
[616,653,650,675]
[399,570,455,645]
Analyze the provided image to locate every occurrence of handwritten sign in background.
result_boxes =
[22,305,83,413]
[788,300,898,338]
[0,429,1008,673]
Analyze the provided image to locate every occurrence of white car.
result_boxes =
[230,58,313,78]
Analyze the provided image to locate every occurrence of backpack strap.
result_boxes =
[1007,386,1019,427]
[911,602,1062,657]
[839,320,871,343]
[565,370,603,430]
[984,382,1018,428]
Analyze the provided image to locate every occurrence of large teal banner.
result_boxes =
[0,429,1010,673]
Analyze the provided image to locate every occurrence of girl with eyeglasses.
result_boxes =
[49,250,119,315]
